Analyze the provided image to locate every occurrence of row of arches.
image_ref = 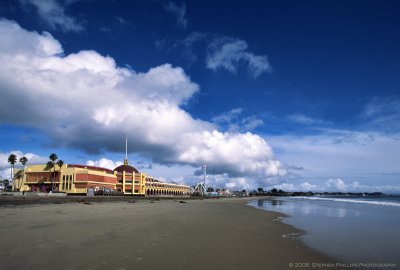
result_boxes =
[146,188,188,197]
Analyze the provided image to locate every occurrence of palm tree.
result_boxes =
[45,161,54,192]
[49,153,58,164]
[45,161,54,171]
[19,156,28,166]
[56,159,64,170]
[7,154,17,186]
[48,153,59,192]
[56,160,64,192]
[18,156,29,190]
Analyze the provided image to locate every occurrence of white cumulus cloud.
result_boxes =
[86,158,122,170]
[0,19,285,189]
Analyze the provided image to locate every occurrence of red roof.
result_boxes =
[68,164,114,174]
[113,164,139,174]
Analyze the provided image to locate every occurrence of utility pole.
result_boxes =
[203,164,207,195]
[124,135,129,165]
[203,164,206,186]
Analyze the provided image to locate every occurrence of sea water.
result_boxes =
[249,195,400,265]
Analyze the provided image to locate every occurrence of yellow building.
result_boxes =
[146,176,191,196]
[113,163,190,196]
[13,164,117,194]
[114,164,146,195]
[13,162,190,197]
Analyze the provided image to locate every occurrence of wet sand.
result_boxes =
[0,197,338,270]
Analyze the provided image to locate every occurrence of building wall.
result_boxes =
[115,171,146,196]
[13,164,117,194]
[145,177,190,196]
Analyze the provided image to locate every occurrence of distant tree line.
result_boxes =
[248,188,384,197]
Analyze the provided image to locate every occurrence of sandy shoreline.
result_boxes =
[0,197,341,270]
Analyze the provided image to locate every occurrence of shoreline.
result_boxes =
[250,196,400,267]
[0,196,345,270]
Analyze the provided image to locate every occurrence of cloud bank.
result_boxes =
[271,178,400,193]
[0,19,285,188]
[266,127,400,194]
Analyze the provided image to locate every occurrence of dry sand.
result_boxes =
[0,197,339,270]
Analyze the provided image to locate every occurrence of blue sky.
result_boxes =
[0,0,399,192]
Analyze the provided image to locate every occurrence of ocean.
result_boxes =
[249,195,400,266]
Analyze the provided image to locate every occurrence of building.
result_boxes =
[13,164,117,194]
[13,162,190,197]
[13,138,190,196]
[114,164,146,195]
[113,163,190,196]
[145,176,191,196]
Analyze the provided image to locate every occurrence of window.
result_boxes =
[65,175,72,190]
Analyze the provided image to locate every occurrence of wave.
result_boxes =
[292,196,400,207]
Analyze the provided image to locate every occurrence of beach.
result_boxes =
[0,197,336,270]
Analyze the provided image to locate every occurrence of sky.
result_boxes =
[0,0,400,193]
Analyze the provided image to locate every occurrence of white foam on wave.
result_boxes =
[281,232,301,238]
[292,196,400,207]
